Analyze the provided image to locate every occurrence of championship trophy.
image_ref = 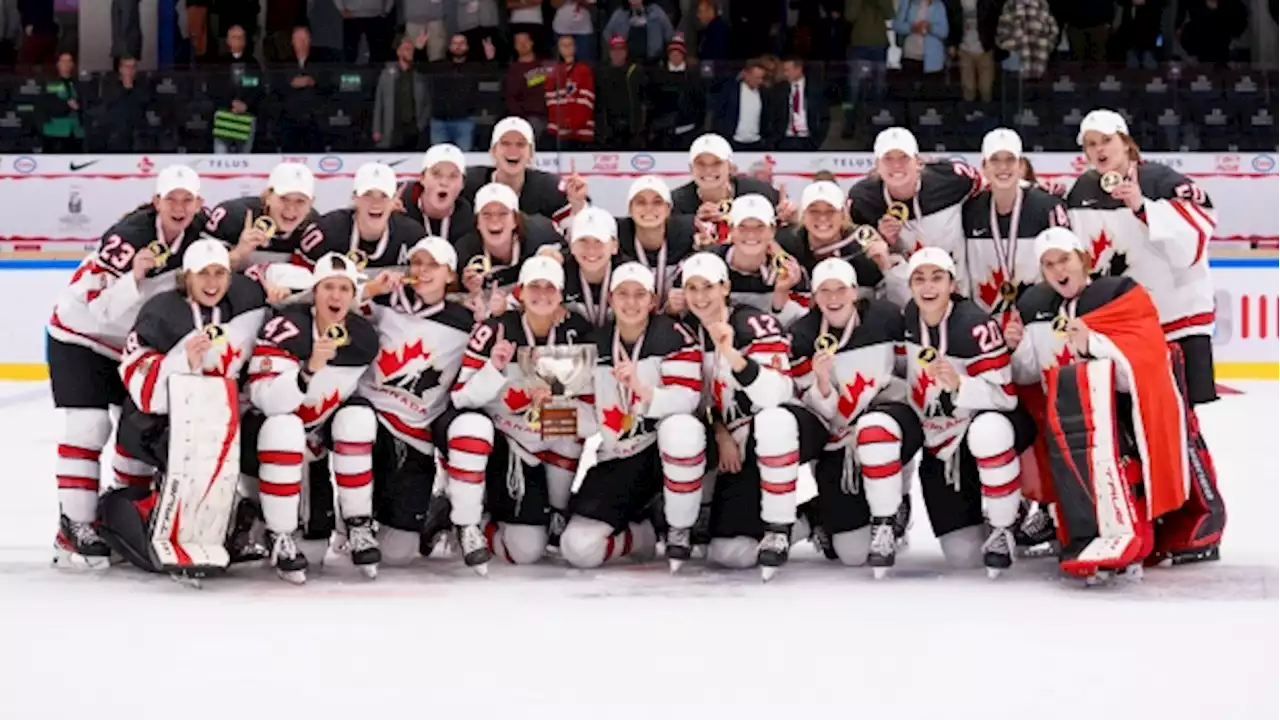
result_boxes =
[517,345,597,439]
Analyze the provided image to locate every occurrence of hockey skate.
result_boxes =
[455,524,492,576]
[665,527,692,573]
[227,499,268,565]
[691,504,711,558]
[892,495,912,550]
[268,531,308,584]
[868,517,896,579]
[53,515,111,571]
[325,517,381,579]
[547,509,568,550]
[419,492,453,558]
[1013,501,1060,558]
[757,525,791,582]
[982,527,1014,579]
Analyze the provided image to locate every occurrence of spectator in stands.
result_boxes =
[504,31,551,139]
[728,0,782,59]
[336,0,395,64]
[101,55,149,152]
[275,25,328,152]
[1053,0,1114,64]
[212,24,261,154]
[844,0,895,128]
[545,35,596,148]
[373,35,429,150]
[508,0,550,57]
[405,0,448,61]
[0,0,18,69]
[17,0,57,69]
[553,0,598,63]
[41,52,83,153]
[602,0,675,63]
[893,0,949,76]
[111,0,142,65]
[215,0,260,48]
[1111,0,1165,69]
[187,0,211,60]
[646,33,705,150]
[694,0,729,60]
[263,0,308,64]
[770,56,829,151]
[995,0,1057,79]
[596,34,647,149]
[1177,0,1248,66]
[713,58,773,151]
[947,0,1002,103]
[452,0,503,61]
[427,33,496,150]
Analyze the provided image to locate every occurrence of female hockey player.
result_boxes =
[48,166,207,569]
[297,162,428,271]
[101,238,273,574]
[669,134,780,245]
[787,258,922,571]
[559,262,708,569]
[450,256,597,566]
[203,161,320,269]
[240,252,382,581]
[697,194,808,329]
[454,183,565,319]
[356,237,483,569]
[961,129,1069,320]
[899,247,1037,577]
[616,175,697,313]
[394,144,476,245]
[1007,227,1196,578]
[460,116,588,231]
[679,252,825,580]
[561,207,621,327]
[1066,109,1225,563]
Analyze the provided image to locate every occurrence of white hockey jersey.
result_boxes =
[681,305,794,431]
[961,186,1070,319]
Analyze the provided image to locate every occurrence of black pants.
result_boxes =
[48,339,125,409]
[811,402,924,535]
[1173,334,1217,406]
[570,445,662,532]
[343,16,395,64]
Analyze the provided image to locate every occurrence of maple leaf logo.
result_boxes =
[1042,344,1075,386]
[1089,229,1113,267]
[297,391,342,426]
[377,340,430,380]
[711,378,727,412]
[211,343,241,376]
[837,373,876,418]
[977,266,1008,310]
[503,387,532,412]
[602,405,627,434]
[911,369,934,410]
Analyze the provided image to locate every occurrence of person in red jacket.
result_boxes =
[544,35,596,148]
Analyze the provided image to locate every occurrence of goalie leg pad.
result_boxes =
[330,404,376,520]
[968,411,1022,530]
[659,413,706,530]
[444,411,494,527]
[56,408,112,523]
[148,376,241,573]
[256,414,305,535]
[1046,361,1145,575]
[753,406,800,526]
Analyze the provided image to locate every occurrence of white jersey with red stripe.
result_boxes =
[245,305,379,429]
[681,305,794,429]
[901,298,1018,458]
[49,208,208,360]
[961,186,1070,319]
[788,302,908,445]
[590,315,703,461]
[358,288,474,454]
[1067,163,1216,341]
[118,277,269,415]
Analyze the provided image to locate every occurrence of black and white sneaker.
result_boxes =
[868,517,896,579]
[53,515,111,570]
[982,527,1014,579]
[456,524,491,576]
[268,531,308,584]
[757,524,791,582]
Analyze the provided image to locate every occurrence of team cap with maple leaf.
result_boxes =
[570,207,618,245]
[627,175,672,205]
[811,257,857,290]
[729,193,776,227]
[268,162,315,198]
[421,143,466,173]
[311,252,366,287]
[1034,227,1083,261]
[800,181,844,214]
[475,183,519,213]
[518,255,565,290]
[906,247,956,277]
[680,252,729,286]
[609,262,655,293]
[408,236,457,271]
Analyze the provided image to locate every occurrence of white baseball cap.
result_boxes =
[1077,109,1129,145]
[156,165,201,198]
[421,144,466,174]
[873,127,919,160]
[811,257,858,290]
[474,183,519,213]
[627,175,672,205]
[570,207,618,245]
[1035,227,1084,261]
[689,133,733,164]
[353,162,397,197]
[518,255,565,289]
[491,116,536,149]
[681,252,729,286]
[311,251,366,287]
[729,194,776,227]
[800,181,844,214]
[981,128,1023,160]
[609,261,656,293]
[408,235,458,271]
[268,162,315,198]
[182,238,230,273]
[906,247,957,277]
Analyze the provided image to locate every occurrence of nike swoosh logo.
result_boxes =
[1080,199,1097,206]
[69,161,98,171]
[971,229,988,237]
[1034,312,1053,320]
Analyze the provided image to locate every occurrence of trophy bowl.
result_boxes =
[516,345,597,438]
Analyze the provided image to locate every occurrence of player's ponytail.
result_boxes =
[174,269,192,296]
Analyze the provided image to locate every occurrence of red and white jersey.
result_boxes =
[245,305,379,429]
[118,278,268,415]
[590,315,702,461]
[359,288,475,454]
[49,208,208,360]
[901,298,1017,459]
[1010,276,1139,390]
[788,302,908,445]
[961,186,1069,319]
[1066,163,1217,341]
[682,305,794,430]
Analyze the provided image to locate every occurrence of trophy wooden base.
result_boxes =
[538,405,578,439]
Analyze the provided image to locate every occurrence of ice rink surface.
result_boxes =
[0,381,1275,720]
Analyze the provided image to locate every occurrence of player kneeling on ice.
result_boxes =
[98,239,273,577]
[450,256,596,567]
[558,262,707,570]
[787,258,923,575]
[901,248,1037,578]
[240,253,381,582]
[679,253,822,580]
[1007,228,1192,581]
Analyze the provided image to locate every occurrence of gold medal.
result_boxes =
[771,247,792,279]
[147,239,171,265]
[1100,171,1124,193]
[525,404,542,430]
[202,323,227,343]
[465,254,492,276]
[886,201,910,223]
[1000,281,1018,304]
[717,198,733,221]
[1051,315,1070,337]
[852,224,880,247]
[252,215,278,237]
[917,346,937,367]
[347,248,369,270]
[325,324,350,347]
[814,332,838,355]
[620,413,633,434]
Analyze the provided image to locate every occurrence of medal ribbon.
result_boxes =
[579,262,612,327]
[988,187,1024,299]
[612,323,647,418]
[633,233,668,308]
[918,302,952,362]
[191,302,221,333]
[349,215,390,261]
[882,180,923,228]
